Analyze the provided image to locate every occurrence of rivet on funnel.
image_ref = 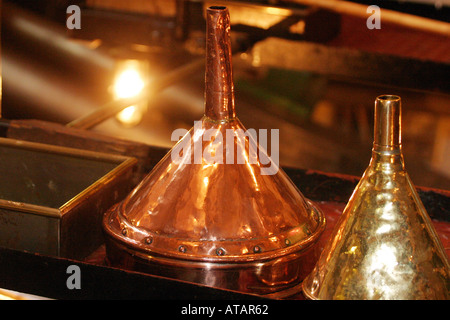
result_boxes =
[102,6,326,298]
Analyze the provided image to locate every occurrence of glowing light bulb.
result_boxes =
[112,60,148,126]
[113,68,145,99]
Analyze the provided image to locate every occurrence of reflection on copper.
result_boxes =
[302,95,450,300]
[102,6,325,298]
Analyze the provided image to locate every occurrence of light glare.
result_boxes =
[113,69,145,99]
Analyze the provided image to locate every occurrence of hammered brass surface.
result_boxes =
[302,95,450,300]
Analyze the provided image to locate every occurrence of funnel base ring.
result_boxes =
[103,234,321,298]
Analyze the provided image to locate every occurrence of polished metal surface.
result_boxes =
[302,95,450,300]
[103,6,325,297]
[105,118,325,261]
[204,7,235,121]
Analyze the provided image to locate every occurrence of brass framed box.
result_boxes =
[0,137,137,259]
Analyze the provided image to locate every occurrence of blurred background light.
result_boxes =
[112,59,148,127]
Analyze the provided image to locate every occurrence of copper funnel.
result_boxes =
[102,6,326,298]
[302,95,450,300]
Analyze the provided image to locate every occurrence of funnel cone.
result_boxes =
[103,6,325,297]
[302,95,449,300]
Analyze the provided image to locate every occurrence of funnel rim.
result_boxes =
[376,94,401,102]
[208,6,227,11]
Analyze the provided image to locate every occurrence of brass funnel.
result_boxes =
[302,95,450,300]
[102,6,325,297]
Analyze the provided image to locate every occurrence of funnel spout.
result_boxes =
[205,6,235,121]
[374,95,401,149]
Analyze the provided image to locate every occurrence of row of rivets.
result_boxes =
[120,227,292,255]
